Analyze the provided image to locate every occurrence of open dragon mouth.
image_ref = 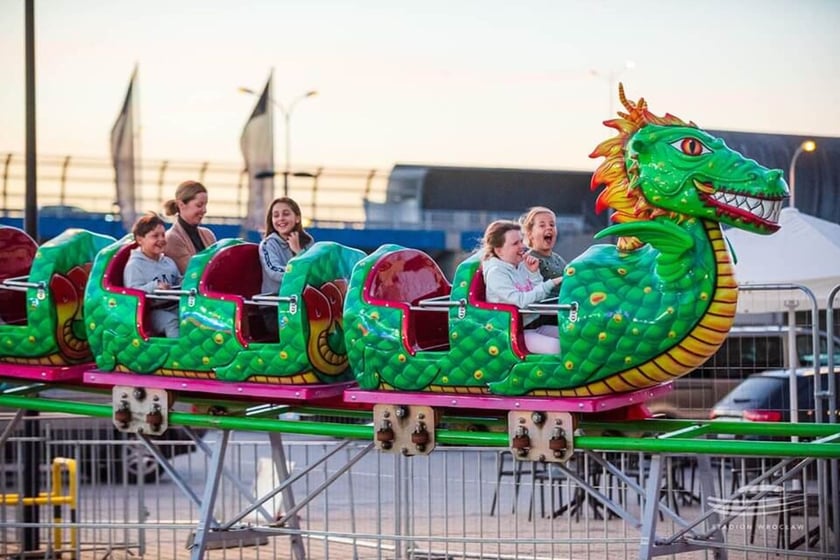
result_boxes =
[694,180,784,231]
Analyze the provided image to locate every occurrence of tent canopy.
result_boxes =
[725,207,840,313]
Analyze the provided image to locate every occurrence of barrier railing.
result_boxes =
[0,457,78,558]
[0,152,389,225]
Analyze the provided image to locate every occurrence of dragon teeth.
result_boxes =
[711,191,782,222]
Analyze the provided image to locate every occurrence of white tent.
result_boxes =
[725,207,840,314]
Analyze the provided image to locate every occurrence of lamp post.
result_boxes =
[590,60,635,118]
[788,140,816,209]
[239,87,318,197]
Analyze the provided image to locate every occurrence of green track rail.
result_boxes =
[2,391,839,459]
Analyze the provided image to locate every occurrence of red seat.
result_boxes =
[102,242,154,338]
[0,227,37,326]
[199,243,264,344]
[469,267,528,359]
[366,249,451,353]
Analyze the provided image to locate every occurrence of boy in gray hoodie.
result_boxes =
[124,213,183,337]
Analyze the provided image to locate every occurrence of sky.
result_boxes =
[1,0,839,173]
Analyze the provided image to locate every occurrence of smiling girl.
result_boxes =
[258,197,314,295]
[481,220,561,354]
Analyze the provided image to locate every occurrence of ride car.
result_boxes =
[646,325,838,419]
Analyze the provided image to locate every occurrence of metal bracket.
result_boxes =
[372,404,436,456]
[507,410,575,463]
[568,301,579,323]
[112,385,170,435]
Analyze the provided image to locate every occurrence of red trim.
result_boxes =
[102,242,153,340]
[468,266,528,359]
[362,249,451,355]
[199,243,262,347]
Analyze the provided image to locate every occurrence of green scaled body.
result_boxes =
[346,92,789,397]
[0,227,115,365]
[85,238,364,384]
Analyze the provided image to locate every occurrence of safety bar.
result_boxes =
[1,276,46,292]
[412,296,466,311]
[151,287,196,302]
[246,293,299,314]
[527,301,579,322]
[413,295,579,322]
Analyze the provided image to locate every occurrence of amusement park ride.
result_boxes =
[1,87,838,559]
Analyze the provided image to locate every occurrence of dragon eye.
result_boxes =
[670,138,711,156]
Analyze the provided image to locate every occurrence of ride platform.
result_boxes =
[344,381,673,413]
[83,370,355,404]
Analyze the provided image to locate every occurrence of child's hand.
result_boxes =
[288,231,302,255]
[524,254,540,273]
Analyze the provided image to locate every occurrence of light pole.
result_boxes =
[788,140,816,209]
[590,60,635,118]
[239,87,318,197]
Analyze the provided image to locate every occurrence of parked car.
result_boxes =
[646,325,839,419]
[710,368,840,423]
[1,388,204,485]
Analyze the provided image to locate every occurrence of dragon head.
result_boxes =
[590,85,788,237]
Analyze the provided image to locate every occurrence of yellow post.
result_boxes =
[50,458,78,560]
[0,457,77,558]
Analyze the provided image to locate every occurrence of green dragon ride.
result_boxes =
[0,227,115,366]
[345,86,788,397]
[84,239,364,384]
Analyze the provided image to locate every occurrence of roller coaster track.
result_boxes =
[1,388,839,458]
[2,382,839,560]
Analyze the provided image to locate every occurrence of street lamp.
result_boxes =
[788,140,816,209]
[239,87,318,197]
[590,60,635,118]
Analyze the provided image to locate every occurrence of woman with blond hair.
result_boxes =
[163,180,217,274]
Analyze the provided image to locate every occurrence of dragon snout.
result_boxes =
[767,169,790,197]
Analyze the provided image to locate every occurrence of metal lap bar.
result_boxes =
[152,287,195,301]
[1,275,44,290]
[248,293,298,314]
[411,295,464,312]
[1,276,46,299]
[526,300,579,322]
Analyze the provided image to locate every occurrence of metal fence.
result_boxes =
[0,152,389,225]
[0,285,838,559]
[1,421,836,560]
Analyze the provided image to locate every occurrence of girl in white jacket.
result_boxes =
[481,220,561,354]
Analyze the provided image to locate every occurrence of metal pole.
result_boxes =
[789,140,816,209]
[23,0,41,552]
[789,144,803,209]
[24,0,37,240]
[284,111,290,197]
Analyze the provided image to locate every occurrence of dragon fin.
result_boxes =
[594,220,695,283]
[594,220,693,254]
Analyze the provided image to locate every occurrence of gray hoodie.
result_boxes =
[124,249,182,295]
[123,248,182,338]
